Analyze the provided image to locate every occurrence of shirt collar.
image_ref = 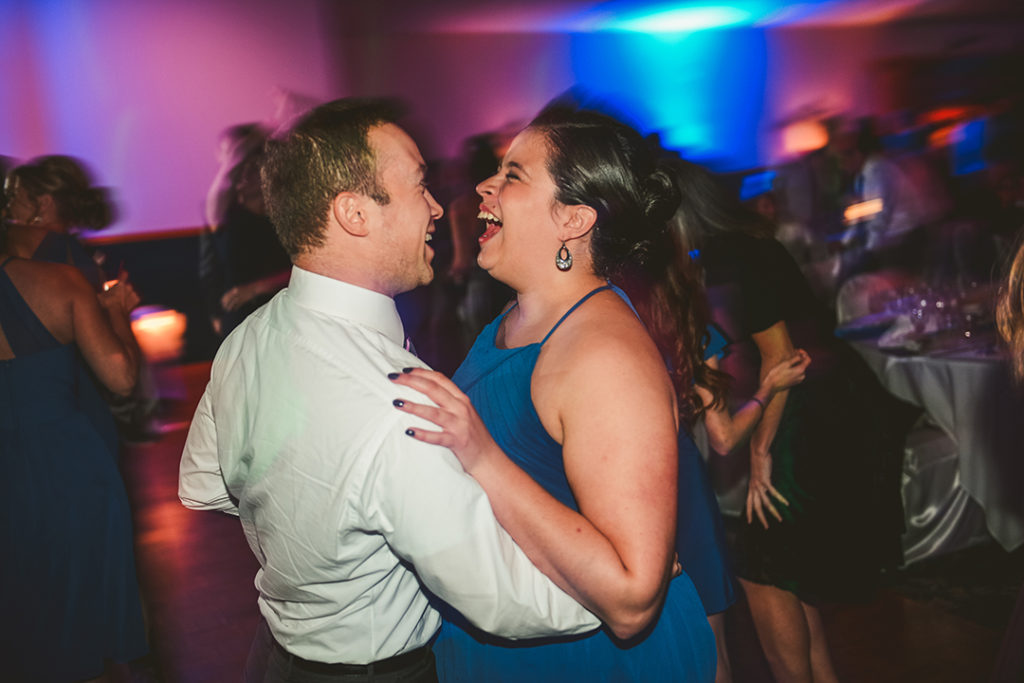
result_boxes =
[286,266,406,346]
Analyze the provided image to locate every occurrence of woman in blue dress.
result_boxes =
[392,107,718,681]
[0,231,147,680]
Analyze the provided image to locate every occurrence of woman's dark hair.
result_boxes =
[528,106,720,421]
[7,155,115,230]
[665,157,774,253]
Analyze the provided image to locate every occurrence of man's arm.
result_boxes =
[179,386,239,515]
[367,413,600,639]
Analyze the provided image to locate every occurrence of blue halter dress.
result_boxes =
[0,258,147,681]
[434,284,716,682]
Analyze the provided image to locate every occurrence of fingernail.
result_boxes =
[393,399,404,408]
[405,428,415,437]
[387,372,400,380]
[402,367,414,373]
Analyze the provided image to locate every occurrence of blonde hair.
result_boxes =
[997,237,1024,379]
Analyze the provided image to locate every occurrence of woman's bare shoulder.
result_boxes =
[540,290,668,389]
[6,257,89,288]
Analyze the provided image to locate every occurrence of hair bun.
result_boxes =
[641,164,682,227]
[73,186,115,230]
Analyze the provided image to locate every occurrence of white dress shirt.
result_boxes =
[179,266,598,665]
[859,154,922,251]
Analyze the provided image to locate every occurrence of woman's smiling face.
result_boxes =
[474,128,565,285]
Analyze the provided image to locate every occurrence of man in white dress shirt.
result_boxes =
[178,99,598,682]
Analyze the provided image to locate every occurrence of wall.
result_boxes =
[0,0,339,236]
[5,1,1021,236]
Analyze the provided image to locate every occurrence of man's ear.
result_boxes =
[558,203,597,241]
[332,192,371,237]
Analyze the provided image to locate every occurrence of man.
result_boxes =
[179,99,599,682]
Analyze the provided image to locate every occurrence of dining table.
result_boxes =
[848,328,1024,553]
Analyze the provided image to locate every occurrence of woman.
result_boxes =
[0,226,147,680]
[4,155,112,290]
[670,158,913,683]
[684,321,810,683]
[993,237,1024,683]
[392,108,716,681]
[200,126,291,339]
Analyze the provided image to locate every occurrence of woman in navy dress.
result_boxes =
[0,232,146,680]
[392,107,717,681]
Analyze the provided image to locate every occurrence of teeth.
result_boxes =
[425,234,433,242]
[477,209,502,224]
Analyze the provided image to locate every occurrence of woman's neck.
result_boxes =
[502,272,607,345]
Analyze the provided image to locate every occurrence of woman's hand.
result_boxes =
[389,368,501,474]
[761,349,810,396]
[746,450,789,529]
[98,274,140,316]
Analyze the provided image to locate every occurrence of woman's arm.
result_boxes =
[220,269,291,312]
[746,320,797,528]
[699,350,809,455]
[392,318,677,639]
[72,271,141,396]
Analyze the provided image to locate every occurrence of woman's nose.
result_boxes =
[476,173,499,198]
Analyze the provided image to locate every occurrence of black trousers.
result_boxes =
[244,617,438,683]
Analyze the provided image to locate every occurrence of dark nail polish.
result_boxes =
[387,372,400,380]
[402,367,414,373]
[405,428,415,437]
[393,399,404,408]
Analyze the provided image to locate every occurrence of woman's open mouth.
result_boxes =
[478,208,502,243]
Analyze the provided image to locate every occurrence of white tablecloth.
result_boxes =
[853,342,1024,551]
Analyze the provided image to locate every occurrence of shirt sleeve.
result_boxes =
[740,237,787,335]
[362,412,600,639]
[179,384,239,515]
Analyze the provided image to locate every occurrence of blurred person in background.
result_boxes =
[0,214,147,681]
[4,155,142,446]
[4,154,113,290]
[666,157,812,682]
[200,123,291,339]
[669,157,914,683]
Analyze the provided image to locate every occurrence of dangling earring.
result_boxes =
[555,242,572,271]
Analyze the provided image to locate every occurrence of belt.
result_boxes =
[272,639,431,676]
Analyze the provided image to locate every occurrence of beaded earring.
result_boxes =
[555,242,572,271]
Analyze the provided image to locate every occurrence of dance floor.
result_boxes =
[123,361,1005,683]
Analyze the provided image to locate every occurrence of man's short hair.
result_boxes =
[261,98,403,257]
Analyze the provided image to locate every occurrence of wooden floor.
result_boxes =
[123,362,1006,682]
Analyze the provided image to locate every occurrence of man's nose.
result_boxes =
[427,190,443,219]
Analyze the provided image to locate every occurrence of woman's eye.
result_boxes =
[505,172,519,182]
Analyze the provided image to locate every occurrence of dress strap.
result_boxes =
[540,284,612,346]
